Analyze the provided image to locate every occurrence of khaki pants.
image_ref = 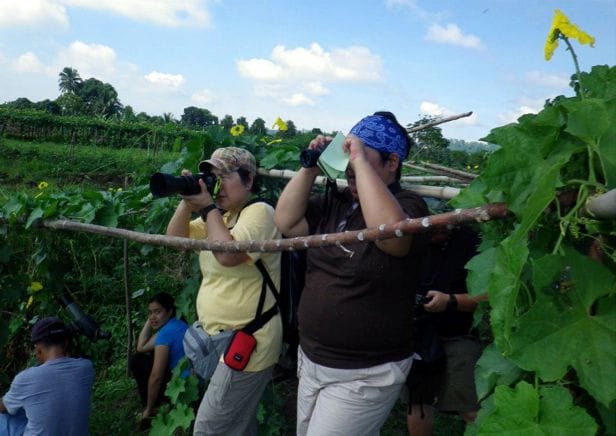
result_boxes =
[297,347,413,436]
[193,363,273,436]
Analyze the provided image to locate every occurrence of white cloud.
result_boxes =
[497,97,545,124]
[237,43,382,106]
[283,93,314,107]
[191,89,215,105]
[304,82,329,96]
[65,0,211,27]
[0,0,69,29]
[238,43,382,83]
[54,41,118,79]
[0,0,211,29]
[420,100,478,125]
[525,70,569,88]
[13,52,44,73]
[144,71,185,89]
[425,23,483,49]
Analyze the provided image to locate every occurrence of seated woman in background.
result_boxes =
[130,292,188,419]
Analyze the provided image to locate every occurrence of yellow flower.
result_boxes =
[31,281,44,291]
[272,117,288,131]
[545,9,595,60]
[230,125,245,136]
[26,296,34,309]
[38,181,49,190]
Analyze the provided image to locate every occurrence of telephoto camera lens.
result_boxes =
[149,172,217,197]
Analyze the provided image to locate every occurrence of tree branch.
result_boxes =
[40,204,510,253]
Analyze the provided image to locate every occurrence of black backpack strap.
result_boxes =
[231,199,279,335]
[255,259,280,302]
[243,259,280,335]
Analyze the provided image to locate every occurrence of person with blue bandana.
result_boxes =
[275,111,429,436]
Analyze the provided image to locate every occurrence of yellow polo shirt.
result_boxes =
[189,202,282,372]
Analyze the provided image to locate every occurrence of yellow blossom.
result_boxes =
[38,181,49,190]
[272,117,288,131]
[545,9,595,60]
[31,281,44,291]
[230,125,245,136]
[26,296,34,309]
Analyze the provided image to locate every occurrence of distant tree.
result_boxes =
[221,115,234,130]
[78,78,122,118]
[311,128,323,135]
[408,115,449,162]
[55,93,83,116]
[162,113,175,124]
[236,116,249,129]
[180,106,218,129]
[280,120,297,137]
[5,97,35,109]
[122,105,136,122]
[34,99,61,115]
[58,67,83,95]
[249,118,267,135]
[136,112,151,122]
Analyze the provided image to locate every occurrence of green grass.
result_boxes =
[0,137,175,191]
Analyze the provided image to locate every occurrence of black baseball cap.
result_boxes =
[31,317,69,344]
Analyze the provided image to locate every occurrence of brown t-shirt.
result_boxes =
[298,183,429,369]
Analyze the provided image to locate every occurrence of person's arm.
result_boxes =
[274,136,326,237]
[136,320,157,353]
[166,175,247,267]
[142,345,169,418]
[423,291,488,313]
[345,136,412,257]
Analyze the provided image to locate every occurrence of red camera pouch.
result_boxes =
[224,330,257,371]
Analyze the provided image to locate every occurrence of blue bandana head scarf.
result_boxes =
[349,114,409,159]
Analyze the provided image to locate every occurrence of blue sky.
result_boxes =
[1,0,614,141]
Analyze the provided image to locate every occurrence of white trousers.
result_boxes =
[296,347,413,436]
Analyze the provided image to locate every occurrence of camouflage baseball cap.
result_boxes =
[199,147,256,175]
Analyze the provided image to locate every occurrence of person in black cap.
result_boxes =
[0,317,95,435]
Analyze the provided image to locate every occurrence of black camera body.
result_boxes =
[415,294,431,305]
[299,149,321,168]
[149,172,217,197]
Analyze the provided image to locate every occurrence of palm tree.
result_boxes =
[58,67,83,95]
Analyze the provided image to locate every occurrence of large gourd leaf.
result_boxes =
[509,247,616,407]
[477,381,598,435]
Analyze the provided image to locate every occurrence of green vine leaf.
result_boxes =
[475,343,524,401]
[510,247,616,407]
[483,236,529,354]
[477,381,598,435]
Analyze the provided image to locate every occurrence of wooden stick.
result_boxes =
[40,203,509,253]
[406,112,473,133]
[420,162,478,180]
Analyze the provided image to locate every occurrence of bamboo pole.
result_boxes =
[40,203,509,254]
[584,189,616,219]
[259,168,465,185]
[258,168,462,199]
[406,112,473,133]
[420,162,478,180]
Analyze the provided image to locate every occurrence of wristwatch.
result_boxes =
[447,293,458,311]
[199,204,218,221]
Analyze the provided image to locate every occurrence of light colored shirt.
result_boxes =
[189,201,282,371]
[2,356,94,436]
